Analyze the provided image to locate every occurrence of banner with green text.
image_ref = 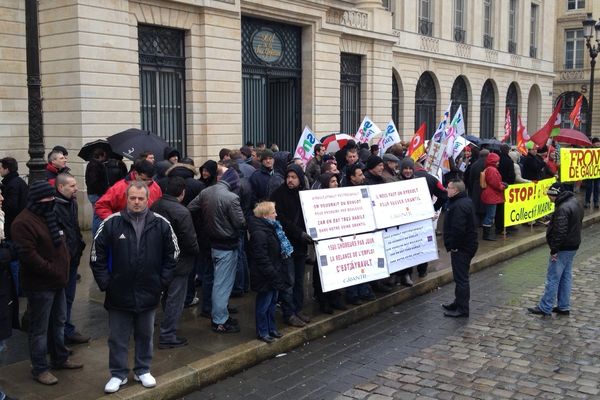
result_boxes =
[559,148,600,182]
[503,178,556,227]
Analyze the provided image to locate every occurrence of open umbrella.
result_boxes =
[480,138,502,151]
[320,133,355,153]
[77,139,113,161]
[107,128,169,161]
[464,134,481,146]
[554,128,593,147]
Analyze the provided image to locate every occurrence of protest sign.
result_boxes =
[424,139,447,177]
[300,186,375,240]
[355,116,381,144]
[368,178,435,229]
[315,231,389,292]
[559,147,600,182]
[377,120,401,155]
[293,126,318,165]
[503,178,556,227]
[383,219,438,274]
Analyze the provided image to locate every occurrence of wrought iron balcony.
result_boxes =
[483,34,494,49]
[454,28,466,43]
[529,46,537,58]
[419,18,433,37]
[508,40,517,54]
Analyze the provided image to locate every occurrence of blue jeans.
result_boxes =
[482,204,497,227]
[346,283,374,301]
[538,250,577,313]
[255,290,278,337]
[64,257,80,338]
[88,194,101,237]
[211,248,238,325]
[26,289,69,376]
[585,179,600,205]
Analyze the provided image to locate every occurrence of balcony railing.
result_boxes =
[483,34,494,49]
[419,18,433,37]
[454,28,466,43]
[508,40,517,54]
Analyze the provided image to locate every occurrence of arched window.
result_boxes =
[480,79,495,139]
[415,72,437,138]
[392,74,400,128]
[450,76,468,133]
[506,82,518,142]
[557,91,588,132]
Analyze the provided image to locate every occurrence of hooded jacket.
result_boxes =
[247,216,290,293]
[161,163,205,206]
[546,191,584,254]
[199,160,218,187]
[90,209,178,312]
[267,151,291,198]
[269,164,308,256]
[481,153,505,205]
[250,164,273,205]
[95,171,163,220]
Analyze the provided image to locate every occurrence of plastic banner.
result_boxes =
[503,178,556,227]
[559,148,600,182]
[383,219,438,274]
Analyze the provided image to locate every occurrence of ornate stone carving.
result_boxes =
[485,49,498,64]
[420,36,439,53]
[326,8,368,30]
[455,43,471,58]
[558,69,584,81]
[510,54,521,67]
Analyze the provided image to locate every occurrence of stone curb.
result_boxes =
[101,213,600,400]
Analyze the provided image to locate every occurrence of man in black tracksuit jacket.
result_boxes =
[442,179,479,318]
[91,181,178,393]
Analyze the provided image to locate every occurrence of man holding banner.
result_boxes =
[528,183,583,317]
[442,179,478,318]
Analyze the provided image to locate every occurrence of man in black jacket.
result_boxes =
[0,157,28,240]
[150,177,199,348]
[91,181,178,393]
[528,183,584,317]
[442,179,479,318]
[54,174,89,345]
[85,148,108,234]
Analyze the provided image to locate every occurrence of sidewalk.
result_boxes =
[1,206,599,400]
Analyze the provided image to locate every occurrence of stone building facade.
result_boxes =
[1,0,555,184]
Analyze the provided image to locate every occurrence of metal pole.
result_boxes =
[588,55,596,137]
[25,0,46,183]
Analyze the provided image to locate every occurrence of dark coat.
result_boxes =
[270,164,308,256]
[90,210,178,312]
[0,240,20,339]
[150,194,199,276]
[498,153,516,185]
[11,209,70,291]
[467,156,486,215]
[363,171,385,185]
[45,163,69,186]
[164,163,205,206]
[546,191,584,254]
[85,158,109,196]
[250,165,272,205]
[414,167,448,211]
[1,171,28,240]
[443,191,479,257]
[247,216,289,292]
[522,152,546,181]
[54,193,85,266]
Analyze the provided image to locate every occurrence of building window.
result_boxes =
[508,0,517,54]
[392,74,400,129]
[565,29,584,69]
[530,4,538,58]
[558,91,588,131]
[419,0,433,37]
[506,82,518,142]
[483,0,494,49]
[568,0,585,10]
[340,53,362,135]
[414,72,437,139]
[450,76,468,133]
[138,25,186,154]
[480,80,495,139]
[454,0,466,43]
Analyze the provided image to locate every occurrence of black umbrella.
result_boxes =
[464,134,481,146]
[480,138,502,151]
[77,139,113,162]
[106,128,169,161]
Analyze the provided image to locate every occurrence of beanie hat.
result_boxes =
[260,149,274,161]
[240,146,252,158]
[547,182,563,196]
[366,155,384,171]
[220,168,240,191]
[399,157,415,171]
[28,180,56,203]
[52,145,68,156]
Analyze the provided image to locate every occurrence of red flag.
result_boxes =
[530,97,563,147]
[516,115,528,155]
[569,94,583,128]
[501,108,511,142]
[407,122,426,161]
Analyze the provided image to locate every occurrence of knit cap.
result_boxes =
[28,180,55,203]
[366,155,384,170]
[260,149,274,161]
[546,182,563,196]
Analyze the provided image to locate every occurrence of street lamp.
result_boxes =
[582,13,600,137]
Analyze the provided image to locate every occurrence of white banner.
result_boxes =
[451,135,468,160]
[293,126,318,165]
[377,120,401,155]
[355,116,381,144]
[424,139,447,177]
[315,231,389,292]
[300,186,375,240]
[383,220,439,274]
[368,178,435,229]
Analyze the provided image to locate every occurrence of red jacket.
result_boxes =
[480,153,505,205]
[95,172,162,220]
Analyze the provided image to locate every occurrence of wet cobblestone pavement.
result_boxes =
[187,223,600,400]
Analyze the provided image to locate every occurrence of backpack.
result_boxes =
[479,167,488,189]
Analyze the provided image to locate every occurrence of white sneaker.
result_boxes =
[104,377,127,393]
[134,372,156,388]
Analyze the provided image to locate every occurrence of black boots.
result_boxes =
[482,226,496,241]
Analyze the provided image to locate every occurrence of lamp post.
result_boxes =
[582,13,600,137]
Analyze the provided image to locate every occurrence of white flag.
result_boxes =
[451,105,466,137]
[355,116,381,144]
[293,126,318,165]
[451,135,468,160]
[378,120,401,155]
